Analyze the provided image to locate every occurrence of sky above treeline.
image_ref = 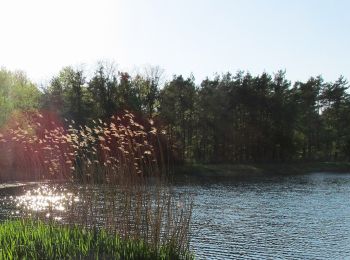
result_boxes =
[1,0,349,84]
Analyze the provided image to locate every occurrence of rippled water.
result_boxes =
[186,173,350,259]
[1,173,350,259]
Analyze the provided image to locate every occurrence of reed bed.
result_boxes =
[0,110,193,258]
[65,184,193,252]
[0,110,167,182]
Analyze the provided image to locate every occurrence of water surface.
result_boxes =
[1,172,350,259]
[185,172,350,259]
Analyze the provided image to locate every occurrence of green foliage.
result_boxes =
[159,75,196,161]
[42,66,92,124]
[159,71,350,163]
[0,69,41,126]
[0,220,193,260]
[116,72,142,113]
[88,63,119,118]
[4,63,350,163]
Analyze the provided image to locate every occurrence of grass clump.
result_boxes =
[0,219,193,260]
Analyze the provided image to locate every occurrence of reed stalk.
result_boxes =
[0,110,193,256]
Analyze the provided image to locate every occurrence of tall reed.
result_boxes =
[0,110,193,255]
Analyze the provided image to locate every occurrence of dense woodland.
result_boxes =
[1,64,350,164]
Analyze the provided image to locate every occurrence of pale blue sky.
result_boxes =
[1,0,349,83]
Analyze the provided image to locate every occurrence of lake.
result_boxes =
[1,172,350,259]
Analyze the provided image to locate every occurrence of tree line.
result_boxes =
[1,64,350,163]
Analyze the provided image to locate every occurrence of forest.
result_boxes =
[1,63,349,164]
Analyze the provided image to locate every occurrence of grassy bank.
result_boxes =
[0,220,193,260]
[175,162,350,177]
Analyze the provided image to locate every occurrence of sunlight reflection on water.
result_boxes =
[14,185,79,213]
[2,173,350,259]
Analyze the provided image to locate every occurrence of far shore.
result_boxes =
[1,162,350,184]
[174,162,350,178]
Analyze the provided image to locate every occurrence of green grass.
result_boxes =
[0,220,193,260]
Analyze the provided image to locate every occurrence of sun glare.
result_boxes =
[15,185,78,212]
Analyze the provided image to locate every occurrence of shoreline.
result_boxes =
[1,162,350,184]
[174,162,350,178]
